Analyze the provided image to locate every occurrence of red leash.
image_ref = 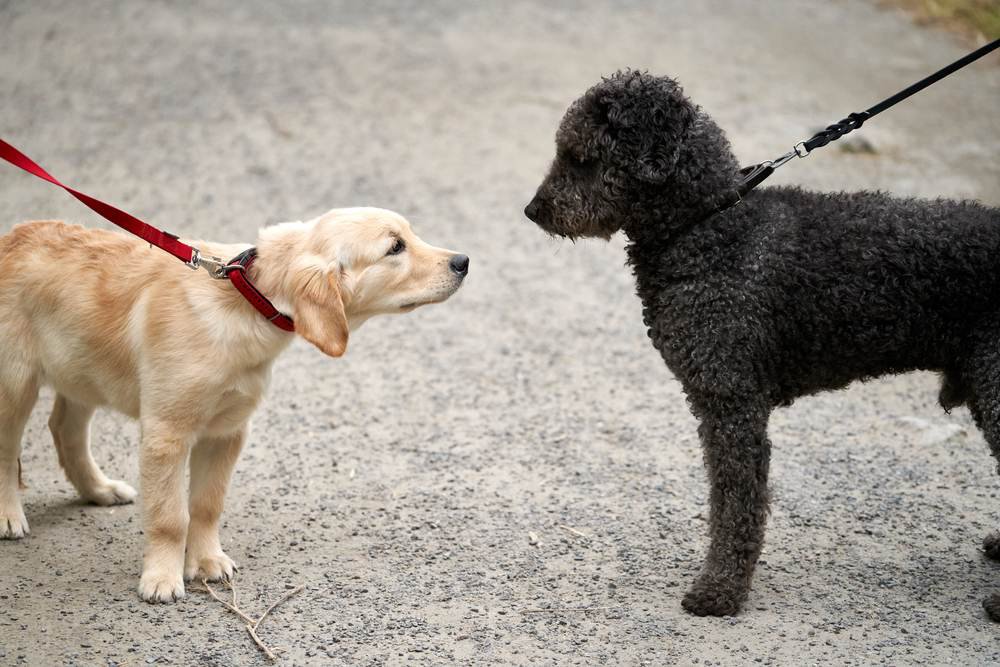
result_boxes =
[0,138,294,332]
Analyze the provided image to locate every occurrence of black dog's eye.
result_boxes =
[557,145,587,164]
[563,150,589,165]
[387,238,406,256]
[570,153,596,170]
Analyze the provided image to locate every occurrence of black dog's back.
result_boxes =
[733,188,1000,403]
[637,186,1000,405]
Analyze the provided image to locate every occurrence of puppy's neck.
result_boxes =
[186,221,307,359]
[251,220,310,315]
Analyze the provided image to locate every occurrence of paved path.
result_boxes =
[1,1,999,664]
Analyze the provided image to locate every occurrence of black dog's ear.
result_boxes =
[573,93,618,153]
[607,74,697,185]
[634,111,678,184]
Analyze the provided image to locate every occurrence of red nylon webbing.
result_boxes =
[0,138,195,264]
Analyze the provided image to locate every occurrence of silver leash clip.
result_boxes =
[769,149,797,170]
[186,248,228,279]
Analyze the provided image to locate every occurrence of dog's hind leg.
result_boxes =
[682,399,771,617]
[49,394,137,506]
[0,369,39,539]
[960,327,1000,621]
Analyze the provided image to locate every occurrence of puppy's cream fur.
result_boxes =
[0,207,465,602]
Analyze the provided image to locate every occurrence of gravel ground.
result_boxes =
[2,1,1000,665]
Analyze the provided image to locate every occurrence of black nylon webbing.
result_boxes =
[705,38,1000,222]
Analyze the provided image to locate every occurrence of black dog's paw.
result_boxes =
[984,532,1000,561]
[983,594,1000,621]
[681,578,746,617]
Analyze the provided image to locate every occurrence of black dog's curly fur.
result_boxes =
[524,70,1000,619]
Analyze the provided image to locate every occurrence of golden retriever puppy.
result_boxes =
[0,207,468,602]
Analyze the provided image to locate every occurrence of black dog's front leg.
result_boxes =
[682,402,771,617]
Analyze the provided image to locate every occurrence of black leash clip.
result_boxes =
[734,162,776,201]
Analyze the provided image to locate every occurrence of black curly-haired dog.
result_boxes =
[524,70,1000,619]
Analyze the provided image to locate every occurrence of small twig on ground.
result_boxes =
[199,580,255,626]
[521,606,614,614]
[193,576,304,662]
[245,621,279,661]
[558,524,591,540]
[256,584,306,628]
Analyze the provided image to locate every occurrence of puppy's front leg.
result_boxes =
[682,401,771,617]
[184,428,246,583]
[138,419,195,603]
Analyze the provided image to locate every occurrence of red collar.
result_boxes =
[220,248,295,332]
[0,138,294,332]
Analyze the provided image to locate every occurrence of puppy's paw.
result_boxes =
[0,505,29,539]
[984,532,1000,561]
[83,479,138,506]
[681,577,746,617]
[138,569,186,603]
[184,550,237,583]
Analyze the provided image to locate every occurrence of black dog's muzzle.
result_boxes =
[524,195,544,222]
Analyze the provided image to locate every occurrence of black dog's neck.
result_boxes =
[622,114,741,307]
[622,113,740,249]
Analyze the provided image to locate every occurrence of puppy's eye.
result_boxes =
[387,238,406,256]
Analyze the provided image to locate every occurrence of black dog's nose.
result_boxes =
[449,254,470,276]
[524,197,541,221]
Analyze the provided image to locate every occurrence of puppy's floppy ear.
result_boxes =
[290,258,349,358]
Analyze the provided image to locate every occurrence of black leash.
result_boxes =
[710,37,1000,217]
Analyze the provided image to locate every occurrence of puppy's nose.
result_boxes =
[524,197,541,221]
[449,254,470,276]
